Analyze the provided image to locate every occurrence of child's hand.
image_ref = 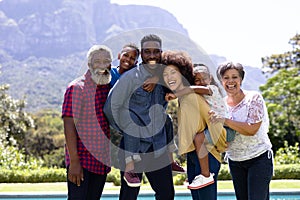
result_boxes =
[143,76,159,92]
[165,93,177,101]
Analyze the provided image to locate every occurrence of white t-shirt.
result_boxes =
[203,85,227,117]
[225,90,272,161]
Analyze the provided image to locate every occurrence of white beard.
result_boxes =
[90,68,111,85]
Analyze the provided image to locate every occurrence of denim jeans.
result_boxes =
[123,114,175,163]
[204,126,236,144]
[228,150,273,200]
[67,167,107,200]
[187,151,221,200]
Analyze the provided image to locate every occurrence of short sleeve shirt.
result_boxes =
[177,93,226,163]
[226,90,272,161]
[203,85,227,117]
[110,67,121,88]
[62,70,111,174]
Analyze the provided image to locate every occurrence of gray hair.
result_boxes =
[87,45,113,66]
[217,61,245,81]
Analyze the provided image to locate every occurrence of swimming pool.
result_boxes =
[1,191,300,200]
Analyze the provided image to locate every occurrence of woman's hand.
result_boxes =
[209,110,225,124]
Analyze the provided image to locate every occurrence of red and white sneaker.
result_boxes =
[171,161,186,174]
[187,173,215,190]
[123,171,141,187]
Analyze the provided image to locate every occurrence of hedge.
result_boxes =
[217,164,300,180]
[0,164,299,185]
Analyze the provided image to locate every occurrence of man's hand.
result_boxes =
[68,161,84,187]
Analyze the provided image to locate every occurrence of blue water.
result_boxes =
[1,193,300,200]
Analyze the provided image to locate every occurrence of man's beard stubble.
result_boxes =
[90,68,111,85]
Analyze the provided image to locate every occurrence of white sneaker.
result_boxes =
[187,173,215,190]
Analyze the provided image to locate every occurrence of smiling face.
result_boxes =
[141,41,162,71]
[89,51,112,85]
[194,72,212,86]
[163,65,184,92]
[221,69,242,94]
[118,47,138,74]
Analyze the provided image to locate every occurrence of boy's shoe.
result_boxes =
[187,173,215,190]
[171,161,186,173]
[124,171,141,187]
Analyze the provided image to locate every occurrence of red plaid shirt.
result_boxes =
[62,70,111,175]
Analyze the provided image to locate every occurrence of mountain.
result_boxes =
[0,0,188,59]
[0,0,266,112]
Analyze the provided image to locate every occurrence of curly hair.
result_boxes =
[161,50,194,86]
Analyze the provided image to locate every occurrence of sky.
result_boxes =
[111,0,300,67]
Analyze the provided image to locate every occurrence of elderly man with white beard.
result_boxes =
[62,45,113,200]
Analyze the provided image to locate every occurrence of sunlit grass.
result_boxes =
[0,180,299,193]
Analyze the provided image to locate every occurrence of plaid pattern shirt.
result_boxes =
[62,70,111,175]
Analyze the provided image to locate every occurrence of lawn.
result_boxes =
[0,180,299,193]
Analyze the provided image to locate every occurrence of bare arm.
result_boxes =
[143,76,159,92]
[209,110,261,136]
[191,85,212,96]
[224,118,261,136]
[174,85,212,98]
[63,117,83,186]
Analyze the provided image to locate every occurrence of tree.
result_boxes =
[260,68,300,151]
[26,109,65,168]
[0,67,38,168]
[0,77,34,151]
[260,34,300,152]
[261,33,300,74]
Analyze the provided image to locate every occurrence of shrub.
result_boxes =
[275,141,300,165]
[42,147,65,168]
[1,164,299,184]
[0,168,66,183]
[106,167,121,186]
[0,135,43,171]
[272,164,300,179]
[217,163,300,181]
[218,164,231,180]
[173,173,187,185]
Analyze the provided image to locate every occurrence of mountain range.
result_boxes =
[0,0,266,112]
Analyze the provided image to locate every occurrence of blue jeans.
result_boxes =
[228,150,273,200]
[204,126,236,143]
[123,115,174,163]
[67,167,107,200]
[187,151,220,200]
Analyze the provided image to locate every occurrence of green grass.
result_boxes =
[0,180,299,193]
[218,180,300,190]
